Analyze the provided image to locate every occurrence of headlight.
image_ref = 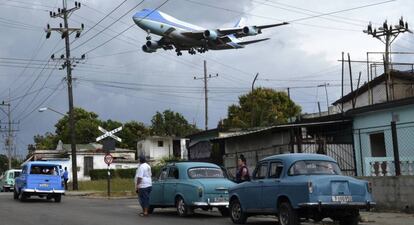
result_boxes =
[198,187,203,198]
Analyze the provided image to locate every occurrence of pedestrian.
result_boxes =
[235,154,250,183]
[63,167,69,190]
[135,155,152,217]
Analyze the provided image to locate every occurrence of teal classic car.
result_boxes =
[0,169,21,192]
[149,162,236,216]
[229,154,375,225]
[14,161,65,202]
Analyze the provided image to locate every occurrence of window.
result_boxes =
[288,160,341,176]
[370,132,386,157]
[22,166,27,175]
[253,163,268,180]
[29,165,59,175]
[84,157,94,176]
[159,167,168,180]
[269,162,283,179]
[157,141,164,147]
[188,167,224,179]
[168,167,179,179]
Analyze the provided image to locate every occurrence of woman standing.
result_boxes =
[235,154,250,183]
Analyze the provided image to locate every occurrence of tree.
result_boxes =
[34,132,58,150]
[220,88,301,130]
[150,110,199,137]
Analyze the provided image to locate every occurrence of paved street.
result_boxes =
[0,192,412,225]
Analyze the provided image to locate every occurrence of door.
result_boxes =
[163,166,179,206]
[151,167,168,205]
[244,162,268,212]
[262,161,284,212]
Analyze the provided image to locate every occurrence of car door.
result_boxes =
[244,162,269,212]
[262,161,284,212]
[163,166,179,206]
[151,167,168,205]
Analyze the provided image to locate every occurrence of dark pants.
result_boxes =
[138,187,152,209]
[64,179,68,190]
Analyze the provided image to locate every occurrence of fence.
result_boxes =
[355,121,414,176]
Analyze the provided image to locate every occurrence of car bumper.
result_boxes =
[22,188,65,194]
[192,201,229,207]
[298,201,376,210]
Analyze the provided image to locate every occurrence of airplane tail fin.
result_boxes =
[234,17,246,27]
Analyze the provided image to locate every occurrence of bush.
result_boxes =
[117,168,136,179]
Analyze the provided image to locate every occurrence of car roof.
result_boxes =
[167,161,220,170]
[262,153,336,165]
[22,161,61,167]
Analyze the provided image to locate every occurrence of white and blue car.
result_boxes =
[229,154,375,225]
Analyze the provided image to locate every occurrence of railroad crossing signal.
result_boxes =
[96,126,122,142]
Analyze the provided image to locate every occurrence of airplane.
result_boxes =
[132,9,288,56]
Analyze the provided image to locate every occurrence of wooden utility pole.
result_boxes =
[364,18,412,101]
[194,60,217,130]
[0,101,19,170]
[45,0,84,190]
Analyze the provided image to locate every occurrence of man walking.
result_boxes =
[135,155,152,217]
[63,167,69,190]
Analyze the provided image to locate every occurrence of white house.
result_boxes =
[137,136,188,161]
[26,143,138,181]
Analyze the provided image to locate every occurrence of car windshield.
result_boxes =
[13,171,21,178]
[30,165,59,175]
[289,160,342,176]
[188,167,224,179]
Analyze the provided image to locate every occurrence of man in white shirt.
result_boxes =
[135,155,152,217]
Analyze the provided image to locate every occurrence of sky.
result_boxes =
[1,0,414,158]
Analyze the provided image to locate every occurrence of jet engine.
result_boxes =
[142,45,156,53]
[145,40,159,49]
[242,26,259,36]
[203,30,218,40]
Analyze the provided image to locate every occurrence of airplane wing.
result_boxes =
[237,38,270,46]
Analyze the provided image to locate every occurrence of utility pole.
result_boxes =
[364,18,412,101]
[0,101,19,170]
[251,73,259,92]
[45,0,85,190]
[194,60,218,130]
[317,83,329,114]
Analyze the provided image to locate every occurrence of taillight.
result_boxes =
[367,182,372,193]
[308,181,313,194]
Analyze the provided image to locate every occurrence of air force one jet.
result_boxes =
[132,9,288,56]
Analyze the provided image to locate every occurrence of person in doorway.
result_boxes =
[235,154,250,183]
[63,167,69,190]
[135,155,152,217]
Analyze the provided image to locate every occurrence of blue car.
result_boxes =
[229,154,375,225]
[150,162,236,216]
[14,161,65,202]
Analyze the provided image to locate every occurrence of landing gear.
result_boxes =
[197,47,207,53]
[188,48,196,55]
[175,49,183,56]
[146,30,151,41]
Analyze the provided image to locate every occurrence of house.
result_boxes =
[347,96,414,176]
[137,136,188,161]
[333,70,414,112]
[26,143,138,181]
[212,116,355,177]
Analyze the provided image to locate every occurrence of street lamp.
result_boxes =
[38,107,66,116]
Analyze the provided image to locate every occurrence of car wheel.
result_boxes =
[278,202,299,225]
[339,211,359,225]
[176,196,192,217]
[54,194,62,203]
[4,187,10,192]
[13,188,18,200]
[148,206,154,214]
[230,198,247,224]
[19,192,28,202]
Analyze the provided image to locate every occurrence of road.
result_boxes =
[0,193,412,225]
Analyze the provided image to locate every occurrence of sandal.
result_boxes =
[139,213,148,217]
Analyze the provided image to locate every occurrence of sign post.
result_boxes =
[96,126,122,198]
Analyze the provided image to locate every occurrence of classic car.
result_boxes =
[149,162,236,216]
[0,169,22,192]
[229,154,375,225]
[14,161,65,202]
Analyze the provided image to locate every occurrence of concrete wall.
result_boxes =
[361,176,414,212]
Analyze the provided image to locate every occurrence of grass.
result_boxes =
[73,178,135,196]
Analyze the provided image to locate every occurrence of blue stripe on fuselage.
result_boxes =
[133,9,197,32]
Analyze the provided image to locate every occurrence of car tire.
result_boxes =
[230,198,247,224]
[218,207,230,217]
[176,196,192,217]
[19,192,28,202]
[4,187,10,192]
[278,202,299,225]
[148,206,154,214]
[13,188,18,200]
[339,211,359,225]
[54,194,62,203]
